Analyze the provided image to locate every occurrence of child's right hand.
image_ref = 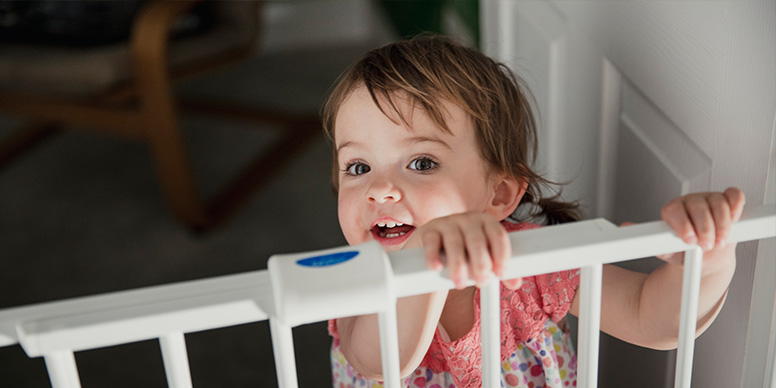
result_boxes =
[405,212,523,290]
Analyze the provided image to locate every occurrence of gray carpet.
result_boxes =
[0,44,378,387]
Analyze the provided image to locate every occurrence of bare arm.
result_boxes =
[570,254,734,350]
[336,290,448,379]
[570,188,744,349]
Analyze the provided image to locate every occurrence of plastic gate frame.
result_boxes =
[1,204,774,388]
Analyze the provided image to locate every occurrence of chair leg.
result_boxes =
[133,12,217,230]
[136,64,210,230]
[138,74,325,231]
[206,117,320,228]
[0,121,61,170]
[141,96,211,229]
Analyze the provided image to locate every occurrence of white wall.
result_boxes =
[743,117,776,388]
[483,1,776,387]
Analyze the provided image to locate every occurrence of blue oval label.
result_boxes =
[296,251,359,267]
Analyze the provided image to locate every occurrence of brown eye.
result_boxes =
[346,162,370,176]
[408,157,438,172]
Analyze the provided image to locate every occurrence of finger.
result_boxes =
[661,198,697,245]
[685,196,715,251]
[708,192,731,249]
[463,224,492,287]
[620,222,636,227]
[439,226,468,289]
[724,187,746,222]
[484,220,511,279]
[420,231,444,271]
[503,277,523,290]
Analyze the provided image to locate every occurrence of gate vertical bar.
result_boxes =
[674,247,703,388]
[577,264,603,388]
[481,276,501,387]
[269,319,299,388]
[44,351,81,388]
[378,304,401,388]
[159,332,193,388]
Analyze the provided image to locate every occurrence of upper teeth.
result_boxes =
[377,221,403,228]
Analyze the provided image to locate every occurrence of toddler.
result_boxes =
[321,35,744,388]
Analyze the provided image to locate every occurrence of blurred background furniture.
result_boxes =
[0,0,318,231]
[0,2,396,386]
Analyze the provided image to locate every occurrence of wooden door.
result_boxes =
[482,1,776,387]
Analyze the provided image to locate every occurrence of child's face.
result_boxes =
[334,87,496,251]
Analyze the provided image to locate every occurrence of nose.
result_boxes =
[367,176,402,204]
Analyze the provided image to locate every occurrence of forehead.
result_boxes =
[334,86,469,140]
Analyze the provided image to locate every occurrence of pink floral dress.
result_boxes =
[329,222,580,388]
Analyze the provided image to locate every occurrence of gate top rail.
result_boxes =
[1,203,773,357]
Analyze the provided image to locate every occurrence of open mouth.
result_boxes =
[371,221,415,243]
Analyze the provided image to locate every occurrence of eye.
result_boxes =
[345,162,370,176]
[408,156,438,172]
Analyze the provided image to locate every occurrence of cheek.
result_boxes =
[409,181,489,221]
[337,189,362,244]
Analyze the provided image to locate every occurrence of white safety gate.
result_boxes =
[1,204,774,388]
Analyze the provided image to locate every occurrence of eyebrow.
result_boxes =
[337,136,451,153]
[336,141,360,154]
[405,135,452,150]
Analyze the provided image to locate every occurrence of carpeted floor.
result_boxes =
[0,43,382,387]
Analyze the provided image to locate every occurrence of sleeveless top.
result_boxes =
[329,222,581,388]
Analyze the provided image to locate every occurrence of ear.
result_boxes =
[485,174,527,220]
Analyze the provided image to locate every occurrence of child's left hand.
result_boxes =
[657,187,745,267]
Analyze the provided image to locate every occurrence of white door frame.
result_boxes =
[743,115,776,388]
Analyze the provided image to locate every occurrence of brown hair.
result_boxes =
[322,35,579,225]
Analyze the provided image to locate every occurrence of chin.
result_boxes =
[381,243,405,252]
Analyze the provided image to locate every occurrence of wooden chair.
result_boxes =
[0,0,319,231]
